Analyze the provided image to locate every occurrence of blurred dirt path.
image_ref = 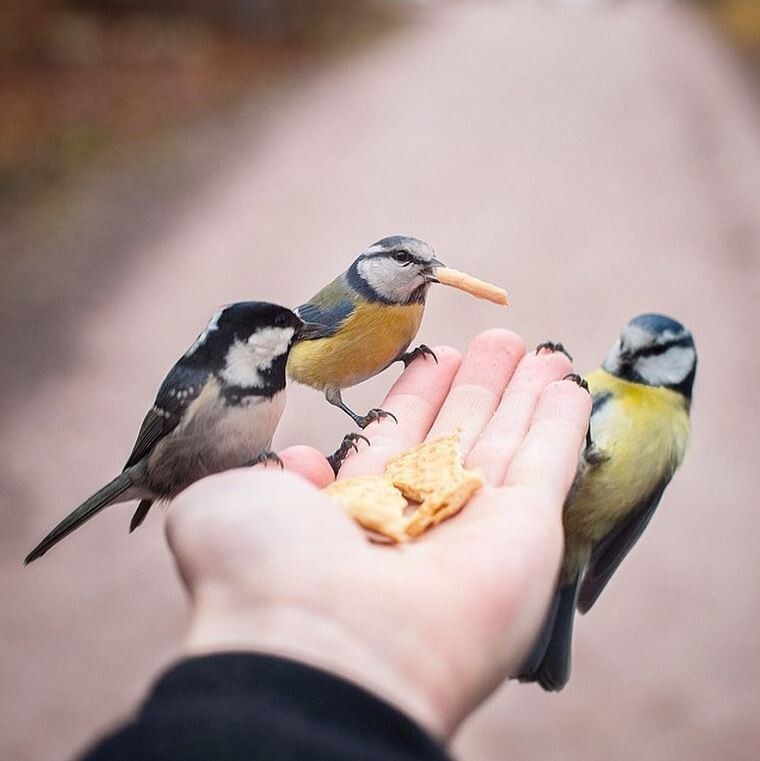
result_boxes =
[3,2,760,760]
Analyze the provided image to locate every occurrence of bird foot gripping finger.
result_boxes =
[562,372,589,392]
[245,450,283,469]
[326,433,370,475]
[536,341,573,362]
[355,408,398,429]
[562,373,594,450]
[399,344,438,368]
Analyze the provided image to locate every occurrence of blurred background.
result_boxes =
[2,1,759,759]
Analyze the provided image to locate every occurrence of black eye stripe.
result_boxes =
[629,336,692,359]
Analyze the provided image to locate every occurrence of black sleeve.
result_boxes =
[78,653,451,761]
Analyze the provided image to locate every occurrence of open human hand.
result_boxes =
[166,329,591,738]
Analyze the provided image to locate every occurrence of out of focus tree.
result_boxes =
[691,0,760,58]
[0,0,403,221]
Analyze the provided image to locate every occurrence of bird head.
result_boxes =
[349,235,444,305]
[185,302,323,389]
[603,313,697,399]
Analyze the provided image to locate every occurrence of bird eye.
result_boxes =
[274,314,287,327]
[393,251,412,264]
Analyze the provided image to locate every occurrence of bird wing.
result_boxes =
[122,363,209,470]
[576,480,668,614]
[295,276,356,339]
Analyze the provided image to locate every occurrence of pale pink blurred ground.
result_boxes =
[3,2,760,760]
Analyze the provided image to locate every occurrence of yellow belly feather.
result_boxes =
[287,301,424,390]
[562,369,691,576]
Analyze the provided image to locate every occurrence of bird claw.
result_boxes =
[559,374,596,453]
[563,372,589,393]
[400,344,438,368]
[246,450,283,468]
[326,433,370,475]
[355,408,397,429]
[536,341,573,362]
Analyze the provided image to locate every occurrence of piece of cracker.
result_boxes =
[385,434,464,502]
[325,475,408,543]
[435,267,509,306]
[386,434,485,536]
[404,471,485,537]
[325,434,485,542]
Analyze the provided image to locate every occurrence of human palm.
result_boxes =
[166,329,590,738]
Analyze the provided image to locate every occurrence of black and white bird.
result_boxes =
[25,301,322,564]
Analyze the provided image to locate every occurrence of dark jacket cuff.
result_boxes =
[78,652,451,761]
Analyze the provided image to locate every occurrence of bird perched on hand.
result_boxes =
[287,235,444,430]
[519,313,697,691]
[25,302,322,564]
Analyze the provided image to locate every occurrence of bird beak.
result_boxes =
[423,256,446,283]
[295,321,325,340]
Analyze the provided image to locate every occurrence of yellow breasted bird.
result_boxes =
[287,236,443,437]
[519,313,697,691]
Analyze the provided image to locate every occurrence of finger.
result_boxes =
[465,348,574,484]
[425,330,525,455]
[277,445,335,489]
[422,379,591,601]
[337,346,462,479]
[502,378,592,504]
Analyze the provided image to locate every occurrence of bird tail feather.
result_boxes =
[517,574,580,692]
[24,472,135,564]
[129,499,153,533]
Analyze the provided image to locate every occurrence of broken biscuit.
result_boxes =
[325,475,409,543]
[386,434,485,537]
[325,434,485,542]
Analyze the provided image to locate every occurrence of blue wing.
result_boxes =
[295,275,356,339]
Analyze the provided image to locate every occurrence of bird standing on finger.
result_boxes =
[519,314,697,691]
[25,302,323,563]
[287,236,444,432]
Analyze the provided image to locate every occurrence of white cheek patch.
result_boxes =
[220,327,294,388]
[249,326,295,366]
[636,346,695,386]
[186,309,223,356]
[357,257,419,302]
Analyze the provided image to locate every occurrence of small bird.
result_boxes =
[25,302,321,564]
[287,236,444,431]
[519,313,697,690]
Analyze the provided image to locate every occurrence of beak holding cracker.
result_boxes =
[434,266,510,307]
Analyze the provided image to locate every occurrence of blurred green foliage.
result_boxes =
[0,0,404,218]
[1,1,757,223]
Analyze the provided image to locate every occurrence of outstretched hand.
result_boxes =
[166,329,590,738]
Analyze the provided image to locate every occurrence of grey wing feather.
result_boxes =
[295,276,356,339]
[123,363,209,469]
[577,480,668,614]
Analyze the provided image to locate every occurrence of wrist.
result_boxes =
[184,588,452,739]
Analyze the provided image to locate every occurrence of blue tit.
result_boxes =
[287,235,444,430]
[25,302,323,563]
[519,313,697,691]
